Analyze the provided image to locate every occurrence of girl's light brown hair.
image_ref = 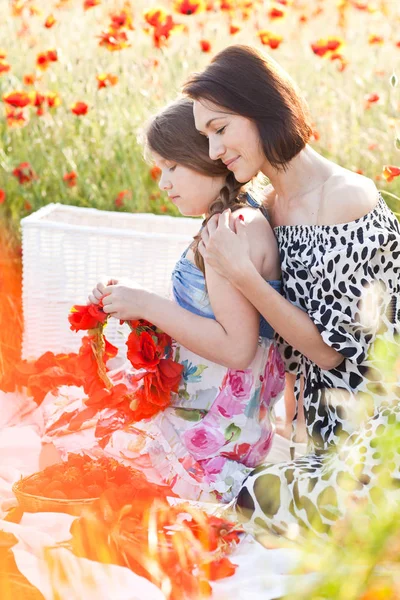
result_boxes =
[145,97,248,274]
[183,44,313,171]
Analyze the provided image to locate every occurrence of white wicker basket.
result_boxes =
[21,203,201,359]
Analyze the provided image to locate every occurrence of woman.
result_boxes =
[183,45,400,534]
[89,97,285,502]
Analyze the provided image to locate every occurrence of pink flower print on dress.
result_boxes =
[178,454,205,482]
[182,413,226,460]
[227,370,254,397]
[198,455,227,483]
[243,426,274,468]
[260,344,285,408]
[211,369,254,418]
[220,442,252,462]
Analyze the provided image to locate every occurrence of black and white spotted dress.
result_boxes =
[235,192,400,536]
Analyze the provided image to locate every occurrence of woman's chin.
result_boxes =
[234,169,253,183]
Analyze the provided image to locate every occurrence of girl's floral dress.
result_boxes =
[106,233,285,502]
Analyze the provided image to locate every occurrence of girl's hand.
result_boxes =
[101,282,147,321]
[199,209,253,284]
[87,278,119,305]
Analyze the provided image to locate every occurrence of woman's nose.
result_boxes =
[208,137,225,161]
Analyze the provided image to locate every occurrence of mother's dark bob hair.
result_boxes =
[183,44,313,170]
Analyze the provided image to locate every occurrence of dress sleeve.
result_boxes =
[305,223,400,366]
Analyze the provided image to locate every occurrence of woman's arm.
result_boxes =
[199,211,344,371]
[99,212,272,370]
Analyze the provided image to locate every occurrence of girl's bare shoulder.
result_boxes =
[232,206,279,279]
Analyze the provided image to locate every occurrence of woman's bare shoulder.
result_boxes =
[319,170,378,226]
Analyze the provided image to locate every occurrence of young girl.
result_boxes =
[88,97,286,502]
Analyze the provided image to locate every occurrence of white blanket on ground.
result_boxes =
[0,511,304,600]
[0,388,309,599]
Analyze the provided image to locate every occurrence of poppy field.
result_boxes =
[0,0,399,238]
[0,0,399,411]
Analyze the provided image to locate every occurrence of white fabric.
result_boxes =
[0,513,164,600]
[0,511,306,600]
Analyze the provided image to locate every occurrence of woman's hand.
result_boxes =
[199,209,253,284]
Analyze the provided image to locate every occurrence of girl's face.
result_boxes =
[153,152,225,217]
[193,99,267,183]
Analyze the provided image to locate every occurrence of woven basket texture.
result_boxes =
[21,203,200,359]
[12,472,98,516]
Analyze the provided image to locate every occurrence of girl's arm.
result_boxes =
[199,211,344,371]
[99,212,274,370]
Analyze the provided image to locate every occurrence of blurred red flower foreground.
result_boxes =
[3,302,184,447]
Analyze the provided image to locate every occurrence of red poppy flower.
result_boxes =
[200,39,211,52]
[36,52,50,71]
[0,190,5,204]
[144,8,168,27]
[114,189,131,207]
[96,73,119,89]
[104,338,118,362]
[369,34,384,45]
[127,331,160,369]
[68,303,107,332]
[268,6,285,19]
[330,52,348,72]
[63,171,78,187]
[12,162,37,184]
[258,30,283,49]
[44,15,56,28]
[71,101,88,116]
[311,37,344,58]
[28,91,46,108]
[6,109,27,128]
[110,9,134,31]
[151,15,180,48]
[23,74,36,85]
[98,30,131,51]
[156,358,184,392]
[173,0,205,15]
[3,91,31,108]
[382,165,400,182]
[136,371,171,408]
[149,165,161,181]
[84,0,101,9]
[220,0,234,10]
[0,60,11,75]
[47,49,58,62]
[365,93,379,104]
[47,92,61,108]
[206,557,237,580]
[364,92,380,109]
[229,23,240,35]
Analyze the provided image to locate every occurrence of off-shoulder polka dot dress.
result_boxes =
[235,192,400,536]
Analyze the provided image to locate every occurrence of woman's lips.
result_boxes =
[226,157,239,169]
